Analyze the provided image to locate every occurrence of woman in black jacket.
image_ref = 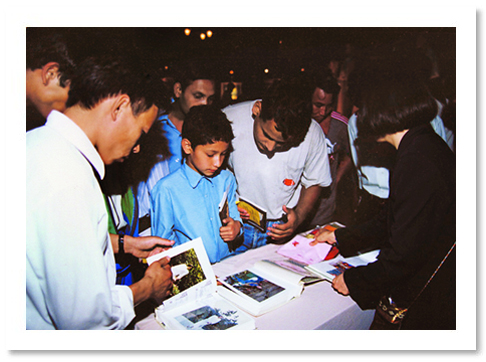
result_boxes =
[313,73,456,330]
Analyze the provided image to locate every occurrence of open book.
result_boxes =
[306,249,380,282]
[216,258,304,317]
[236,197,267,232]
[146,238,255,330]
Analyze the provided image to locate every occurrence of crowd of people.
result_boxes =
[26,28,456,330]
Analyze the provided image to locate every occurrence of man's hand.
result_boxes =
[220,218,241,242]
[267,205,299,242]
[309,229,337,246]
[124,235,174,258]
[130,256,173,306]
[237,205,250,221]
[331,273,350,296]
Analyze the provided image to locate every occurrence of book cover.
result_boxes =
[236,197,267,232]
[147,238,255,330]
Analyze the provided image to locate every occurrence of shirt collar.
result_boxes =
[45,110,105,179]
[159,113,178,131]
[181,161,212,189]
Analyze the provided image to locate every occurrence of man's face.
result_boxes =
[185,140,230,177]
[104,104,159,165]
[179,79,215,115]
[311,87,334,123]
[253,116,288,157]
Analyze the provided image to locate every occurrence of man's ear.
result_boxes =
[181,138,193,155]
[111,94,131,122]
[252,100,262,119]
[173,82,183,99]
[41,62,61,86]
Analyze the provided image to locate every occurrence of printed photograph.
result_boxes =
[223,270,285,302]
[170,248,206,296]
[175,305,239,330]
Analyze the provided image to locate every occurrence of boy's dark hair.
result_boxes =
[260,79,313,147]
[26,28,75,88]
[182,105,234,152]
[357,73,438,141]
[66,55,161,116]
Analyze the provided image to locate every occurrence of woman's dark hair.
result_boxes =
[66,55,162,116]
[182,105,234,153]
[357,74,438,141]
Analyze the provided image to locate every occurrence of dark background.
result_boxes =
[52,27,455,101]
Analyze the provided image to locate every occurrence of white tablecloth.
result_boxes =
[135,243,374,330]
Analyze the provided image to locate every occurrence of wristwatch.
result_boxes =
[118,234,125,255]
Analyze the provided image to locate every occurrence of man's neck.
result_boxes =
[319,117,332,136]
[168,111,184,132]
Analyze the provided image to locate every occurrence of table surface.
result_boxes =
[135,243,375,330]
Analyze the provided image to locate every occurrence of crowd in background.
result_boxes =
[26,27,456,330]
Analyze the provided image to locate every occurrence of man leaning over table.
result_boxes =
[223,79,332,250]
[26,55,173,330]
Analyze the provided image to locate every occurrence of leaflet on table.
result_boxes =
[236,197,267,232]
[306,249,381,282]
[276,222,346,265]
[217,258,304,317]
[146,237,255,330]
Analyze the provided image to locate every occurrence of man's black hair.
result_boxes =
[26,28,75,88]
[66,55,161,116]
[182,105,234,152]
[260,79,313,147]
[312,69,341,102]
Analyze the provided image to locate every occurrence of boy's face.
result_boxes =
[183,140,230,177]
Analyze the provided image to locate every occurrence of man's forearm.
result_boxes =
[293,185,322,226]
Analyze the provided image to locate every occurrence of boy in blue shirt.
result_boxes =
[150,105,243,263]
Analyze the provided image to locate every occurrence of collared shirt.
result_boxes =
[26,110,135,329]
[136,113,176,218]
[159,113,183,173]
[150,162,241,263]
[224,100,332,219]
[347,113,453,199]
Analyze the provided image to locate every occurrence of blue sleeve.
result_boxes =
[150,182,176,241]
[227,174,242,224]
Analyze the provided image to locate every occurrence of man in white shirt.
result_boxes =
[224,80,332,250]
[26,55,173,330]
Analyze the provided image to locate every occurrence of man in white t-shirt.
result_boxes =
[224,80,332,251]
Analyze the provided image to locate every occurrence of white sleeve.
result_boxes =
[300,122,332,188]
